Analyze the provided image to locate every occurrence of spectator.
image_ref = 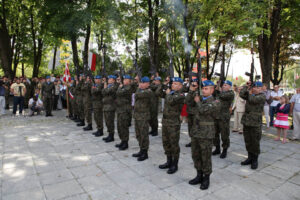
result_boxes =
[53,80,60,110]
[28,96,43,116]
[262,83,272,129]
[10,77,26,115]
[290,88,300,140]
[232,86,246,134]
[0,78,5,115]
[270,85,284,126]
[273,95,290,143]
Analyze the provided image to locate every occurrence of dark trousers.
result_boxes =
[269,106,276,126]
[53,95,59,110]
[13,96,24,114]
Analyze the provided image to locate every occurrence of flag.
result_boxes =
[63,62,71,83]
[88,52,97,71]
[69,91,74,99]
[236,77,238,80]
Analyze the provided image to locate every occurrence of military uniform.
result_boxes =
[213,90,234,157]
[185,88,198,146]
[42,81,55,116]
[68,82,76,118]
[133,85,153,161]
[91,82,104,136]
[239,85,265,169]
[23,81,31,109]
[76,79,85,126]
[102,82,118,142]
[149,82,160,136]
[82,80,93,130]
[156,83,185,174]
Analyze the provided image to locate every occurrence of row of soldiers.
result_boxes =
[41,73,265,190]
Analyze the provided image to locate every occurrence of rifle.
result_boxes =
[115,51,125,84]
[166,33,174,89]
[126,46,141,80]
[101,44,107,78]
[245,42,261,86]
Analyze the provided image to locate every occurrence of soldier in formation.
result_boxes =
[41,76,55,117]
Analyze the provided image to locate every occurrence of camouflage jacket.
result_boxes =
[81,81,92,101]
[91,83,103,108]
[102,83,118,112]
[185,90,198,115]
[69,83,76,101]
[215,90,235,120]
[75,80,83,97]
[192,96,220,139]
[156,85,185,125]
[116,84,135,113]
[149,83,161,112]
[133,88,153,120]
[41,82,55,98]
[239,86,266,127]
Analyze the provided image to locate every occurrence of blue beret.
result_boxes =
[172,77,183,83]
[202,80,215,87]
[154,77,162,81]
[191,78,198,82]
[123,75,132,80]
[253,81,263,87]
[108,75,117,79]
[95,75,101,79]
[141,76,150,83]
[46,76,50,79]
[223,80,232,86]
[71,77,75,81]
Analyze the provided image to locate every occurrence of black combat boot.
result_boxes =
[185,142,191,147]
[189,170,203,185]
[83,124,93,131]
[115,141,123,148]
[167,158,178,174]
[45,112,49,117]
[119,141,128,151]
[48,113,53,117]
[241,152,252,165]
[148,130,153,135]
[151,129,158,136]
[94,129,103,137]
[212,145,221,155]
[251,155,258,170]
[200,174,210,190]
[159,156,172,169]
[77,120,85,126]
[137,150,148,161]
[71,115,77,121]
[74,117,81,122]
[220,148,227,159]
[105,133,114,143]
[132,149,142,157]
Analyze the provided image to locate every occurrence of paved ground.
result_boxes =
[0,110,299,200]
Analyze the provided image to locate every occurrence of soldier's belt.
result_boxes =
[199,122,215,126]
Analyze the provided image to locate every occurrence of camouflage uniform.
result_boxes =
[102,83,118,135]
[68,83,76,117]
[23,82,31,108]
[133,88,153,151]
[41,82,55,115]
[116,84,134,143]
[185,90,198,138]
[91,83,104,130]
[149,83,160,134]
[156,85,185,161]
[82,81,92,125]
[76,80,84,121]
[191,96,219,175]
[239,86,265,157]
[214,90,235,149]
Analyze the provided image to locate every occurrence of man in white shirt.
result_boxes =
[290,88,300,140]
[269,85,283,126]
[28,96,43,116]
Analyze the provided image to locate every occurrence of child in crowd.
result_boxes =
[273,95,290,143]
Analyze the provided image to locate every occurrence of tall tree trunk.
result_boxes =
[52,46,57,73]
[21,62,25,77]
[83,23,91,70]
[208,39,221,79]
[271,34,282,85]
[205,30,210,78]
[135,0,139,61]
[71,35,80,74]
[148,0,155,73]
[153,0,159,72]
[225,45,233,78]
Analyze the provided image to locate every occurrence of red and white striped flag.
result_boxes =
[88,52,97,72]
[63,62,71,82]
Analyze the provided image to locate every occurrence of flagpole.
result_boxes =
[66,83,70,117]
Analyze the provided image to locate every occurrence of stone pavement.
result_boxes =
[0,110,299,200]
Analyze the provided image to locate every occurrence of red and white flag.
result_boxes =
[63,62,71,82]
[69,91,74,99]
[88,52,97,72]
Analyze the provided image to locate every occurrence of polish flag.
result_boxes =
[88,52,97,71]
[63,62,71,82]
[69,91,74,99]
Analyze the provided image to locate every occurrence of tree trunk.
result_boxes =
[205,30,210,78]
[21,62,25,77]
[71,35,80,75]
[148,0,155,73]
[83,23,91,70]
[52,46,57,73]
[208,39,221,79]
[153,0,159,71]
[225,45,233,78]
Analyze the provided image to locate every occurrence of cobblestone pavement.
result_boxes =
[0,110,299,200]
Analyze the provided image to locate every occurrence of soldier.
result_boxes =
[41,76,55,117]
[239,81,265,170]
[212,80,235,159]
[132,76,153,161]
[189,80,219,190]
[68,77,76,119]
[102,75,118,143]
[156,77,185,174]
[22,78,31,109]
[72,76,80,122]
[149,76,161,136]
[91,75,104,137]
[82,76,93,131]
[115,75,135,150]
[76,74,85,127]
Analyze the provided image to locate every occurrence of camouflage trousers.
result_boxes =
[243,125,262,156]
[149,106,158,131]
[187,114,195,137]
[191,137,213,175]
[104,111,115,135]
[117,111,131,142]
[43,97,53,114]
[93,105,103,130]
[76,96,84,120]
[162,124,180,160]
[83,99,92,124]
[69,99,73,115]
[214,118,230,149]
[135,120,149,151]
[71,98,77,116]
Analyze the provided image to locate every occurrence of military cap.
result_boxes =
[191,78,198,82]
[141,76,150,83]
[202,80,215,87]
[253,81,263,87]
[123,75,132,80]
[95,75,102,79]
[172,77,183,83]
[154,77,162,81]
[223,80,232,86]
[108,75,117,79]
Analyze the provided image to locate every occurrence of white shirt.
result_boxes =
[29,98,43,107]
[291,93,300,112]
[270,90,284,107]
